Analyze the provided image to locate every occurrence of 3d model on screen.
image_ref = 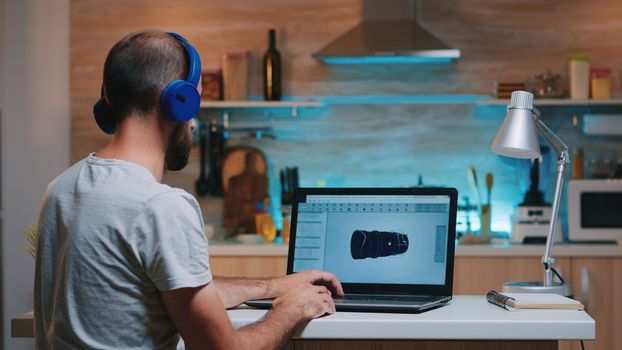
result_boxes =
[350,230,409,260]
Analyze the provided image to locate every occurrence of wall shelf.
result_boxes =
[476,98,622,107]
[200,100,323,117]
[199,96,622,115]
[200,100,323,108]
[315,94,489,105]
[200,94,489,110]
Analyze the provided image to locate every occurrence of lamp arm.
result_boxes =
[531,111,570,286]
[532,110,569,155]
[542,155,567,285]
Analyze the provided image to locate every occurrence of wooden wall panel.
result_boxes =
[71,0,622,224]
[453,257,571,294]
[70,0,622,159]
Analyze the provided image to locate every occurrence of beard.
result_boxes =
[164,122,192,171]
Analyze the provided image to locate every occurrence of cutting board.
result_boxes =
[222,146,269,232]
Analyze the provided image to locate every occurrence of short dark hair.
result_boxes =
[102,30,188,122]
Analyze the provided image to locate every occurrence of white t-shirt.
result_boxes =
[34,154,212,349]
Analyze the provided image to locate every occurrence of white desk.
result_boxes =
[232,296,594,341]
[14,296,594,349]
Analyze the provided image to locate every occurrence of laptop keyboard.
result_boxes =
[335,295,439,303]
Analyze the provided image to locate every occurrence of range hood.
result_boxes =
[312,0,460,64]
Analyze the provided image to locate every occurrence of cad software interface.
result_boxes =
[292,194,450,285]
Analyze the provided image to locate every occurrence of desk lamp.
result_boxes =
[491,91,572,296]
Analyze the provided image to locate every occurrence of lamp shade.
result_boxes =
[490,91,541,159]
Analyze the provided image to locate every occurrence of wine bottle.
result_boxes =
[263,29,282,101]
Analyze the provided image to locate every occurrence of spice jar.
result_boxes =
[201,68,223,101]
[260,214,277,243]
[572,147,584,179]
[590,67,612,100]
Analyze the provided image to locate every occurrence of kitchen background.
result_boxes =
[70,0,622,235]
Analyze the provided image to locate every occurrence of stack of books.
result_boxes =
[494,82,527,99]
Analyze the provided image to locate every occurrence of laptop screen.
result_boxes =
[291,193,452,286]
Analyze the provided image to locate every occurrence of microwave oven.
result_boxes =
[568,179,622,242]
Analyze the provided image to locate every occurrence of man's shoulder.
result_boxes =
[143,188,201,217]
[44,156,197,211]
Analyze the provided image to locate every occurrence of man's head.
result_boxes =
[103,30,188,122]
[101,30,199,171]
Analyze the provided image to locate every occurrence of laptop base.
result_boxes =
[245,296,451,314]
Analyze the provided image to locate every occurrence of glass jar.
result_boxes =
[526,71,565,98]
[260,214,277,243]
[590,67,612,100]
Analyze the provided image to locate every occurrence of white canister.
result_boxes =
[569,55,590,100]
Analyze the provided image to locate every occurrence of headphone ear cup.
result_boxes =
[93,98,116,135]
[161,80,200,123]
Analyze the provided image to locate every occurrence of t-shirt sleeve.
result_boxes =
[136,190,212,291]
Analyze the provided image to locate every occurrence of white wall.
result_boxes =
[1,0,70,348]
[0,0,4,343]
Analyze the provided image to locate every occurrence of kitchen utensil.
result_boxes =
[221,146,267,193]
[486,172,493,205]
[195,120,226,197]
[280,166,300,205]
[479,172,493,238]
[222,146,269,233]
[466,166,481,206]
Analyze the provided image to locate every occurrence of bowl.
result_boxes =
[236,234,264,245]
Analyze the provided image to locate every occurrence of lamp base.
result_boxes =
[502,281,573,297]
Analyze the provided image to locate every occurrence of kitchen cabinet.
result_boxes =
[210,256,287,278]
[565,258,622,350]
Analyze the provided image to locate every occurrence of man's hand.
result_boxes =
[212,270,343,309]
[272,284,336,322]
[271,270,344,298]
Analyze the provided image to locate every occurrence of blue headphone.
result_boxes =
[93,32,202,135]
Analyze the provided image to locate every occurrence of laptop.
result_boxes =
[245,187,458,313]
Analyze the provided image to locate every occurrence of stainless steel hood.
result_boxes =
[312,0,460,64]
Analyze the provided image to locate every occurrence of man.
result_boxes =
[34,30,343,349]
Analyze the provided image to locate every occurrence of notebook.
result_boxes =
[245,187,458,313]
[486,290,584,311]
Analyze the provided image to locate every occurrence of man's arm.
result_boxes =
[161,280,335,350]
[212,276,273,309]
[213,270,345,308]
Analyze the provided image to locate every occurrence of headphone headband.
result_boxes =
[165,32,201,87]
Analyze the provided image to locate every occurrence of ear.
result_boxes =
[102,85,111,105]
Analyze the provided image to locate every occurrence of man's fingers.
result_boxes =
[314,285,330,295]
[314,294,335,317]
[311,271,345,296]
[325,295,336,314]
